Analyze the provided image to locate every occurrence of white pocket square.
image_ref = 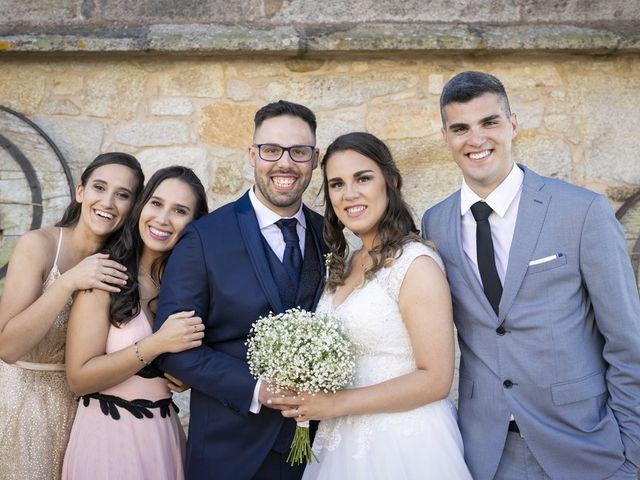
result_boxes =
[528,254,558,266]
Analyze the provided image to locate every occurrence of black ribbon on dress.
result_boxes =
[80,392,178,420]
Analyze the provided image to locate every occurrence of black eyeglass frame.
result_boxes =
[253,143,317,163]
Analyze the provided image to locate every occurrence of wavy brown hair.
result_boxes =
[321,132,430,293]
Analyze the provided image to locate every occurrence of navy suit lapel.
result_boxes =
[450,192,497,319]
[235,192,284,313]
[499,166,550,321]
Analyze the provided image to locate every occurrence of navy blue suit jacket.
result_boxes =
[155,191,326,480]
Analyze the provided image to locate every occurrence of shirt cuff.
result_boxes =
[249,378,262,414]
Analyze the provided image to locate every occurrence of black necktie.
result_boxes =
[470,201,502,315]
[276,218,302,285]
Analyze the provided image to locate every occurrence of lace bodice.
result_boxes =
[313,242,450,457]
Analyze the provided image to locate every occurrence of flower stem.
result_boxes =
[287,423,319,465]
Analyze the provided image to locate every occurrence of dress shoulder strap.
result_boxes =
[53,228,64,268]
[379,242,445,301]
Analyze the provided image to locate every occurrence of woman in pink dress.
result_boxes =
[0,152,144,480]
[62,166,209,480]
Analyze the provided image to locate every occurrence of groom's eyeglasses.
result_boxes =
[254,144,316,163]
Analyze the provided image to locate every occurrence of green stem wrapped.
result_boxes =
[287,422,319,465]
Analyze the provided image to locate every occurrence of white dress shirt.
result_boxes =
[248,186,307,413]
[460,163,524,287]
[248,186,307,259]
[460,163,523,425]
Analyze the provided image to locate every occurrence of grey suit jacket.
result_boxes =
[422,165,640,480]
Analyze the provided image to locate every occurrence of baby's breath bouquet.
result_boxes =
[246,308,356,465]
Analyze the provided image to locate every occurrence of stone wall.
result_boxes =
[1,0,639,53]
[2,52,639,297]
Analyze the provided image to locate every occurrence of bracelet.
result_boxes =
[133,341,149,366]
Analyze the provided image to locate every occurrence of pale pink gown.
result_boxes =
[62,309,186,480]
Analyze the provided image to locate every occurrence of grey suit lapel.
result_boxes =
[499,166,550,321]
[449,192,497,318]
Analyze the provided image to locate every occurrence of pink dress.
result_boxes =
[62,309,186,480]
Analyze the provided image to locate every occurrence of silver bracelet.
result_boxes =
[133,341,149,366]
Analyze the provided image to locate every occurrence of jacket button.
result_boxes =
[503,380,513,389]
[496,325,506,335]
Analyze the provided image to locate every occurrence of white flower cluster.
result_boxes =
[246,308,356,393]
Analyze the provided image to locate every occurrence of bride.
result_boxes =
[281,132,471,479]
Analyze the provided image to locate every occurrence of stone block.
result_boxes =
[227,61,284,79]
[315,109,366,149]
[136,147,210,189]
[514,102,544,130]
[272,0,519,23]
[150,98,193,116]
[0,0,83,25]
[52,74,84,95]
[567,62,640,184]
[42,99,81,116]
[96,0,256,23]
[264,71,419,111]
[366,100,432,140]
[115,121,190,147]
[520,0,640,22]
[211,161,245,195]
[156,63,225,99]
[428,74,444,95]
[226,79,254,102]
[512,131,572,181]
[491,64,564,90]
[31,116,105,171]
[284,59,325,73]
[0,64,47,115]
[199,103,255,149]
[83,64,146,119]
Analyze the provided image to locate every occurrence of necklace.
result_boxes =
[139,269,160,290]
[355,249,370,269]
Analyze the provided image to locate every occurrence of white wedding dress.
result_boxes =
[303,242,472,480]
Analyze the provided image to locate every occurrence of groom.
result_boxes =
[155,100,326,480]
[422,71,640,479]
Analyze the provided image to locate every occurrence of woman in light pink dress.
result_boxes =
[62,166,209,480]
[0,153,144,480]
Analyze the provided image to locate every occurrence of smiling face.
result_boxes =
[138,177,198,254]
[325,149,388,248]
[249,115,318,217]
[75,163,138,239]
[442,92,518,198]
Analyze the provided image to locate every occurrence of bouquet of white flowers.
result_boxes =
[246,308,356,465]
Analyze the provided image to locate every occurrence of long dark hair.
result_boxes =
[321,132,425,293]
[56,152,144,228]
[107,166,209,326]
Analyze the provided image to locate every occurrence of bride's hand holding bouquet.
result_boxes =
[246,308,355,465]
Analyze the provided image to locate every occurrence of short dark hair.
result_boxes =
[56,152,144,228]
[440,71,511,125]
[254,100,317,137]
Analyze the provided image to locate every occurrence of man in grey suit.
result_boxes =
[422,71,640,480]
